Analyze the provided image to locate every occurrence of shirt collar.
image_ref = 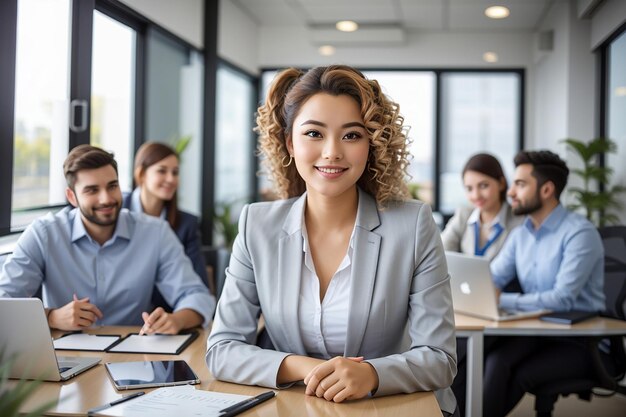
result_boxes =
[539,203,566,231]
[131,187,166,220]
[70,206,132,244]
[523,203,566,232]
[467,203,508,228]
[70,207,89,243]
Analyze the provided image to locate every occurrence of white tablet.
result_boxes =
[105,360,200,390]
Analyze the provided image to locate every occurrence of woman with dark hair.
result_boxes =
[443,153,523,416]
[206,66,457,415]
[123,142,214,311]
[441,153,522,260]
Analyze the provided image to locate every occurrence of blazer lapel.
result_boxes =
[345,190,381,357]
[277,193,307,354]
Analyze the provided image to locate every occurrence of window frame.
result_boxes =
[0,0,213,238]
[597,21,626,176]
[0,0,18,236]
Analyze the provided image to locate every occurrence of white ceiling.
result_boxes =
[232,0,555,32]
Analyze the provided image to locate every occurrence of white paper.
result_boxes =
[108,334,192,354]
[53,333,120,351]
[95,386,252,417]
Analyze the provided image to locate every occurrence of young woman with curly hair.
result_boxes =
[206,65,458,416]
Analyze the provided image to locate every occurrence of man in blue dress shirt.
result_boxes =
[483,150,605,417]
[0,145,215,333]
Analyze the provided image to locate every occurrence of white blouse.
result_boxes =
[298,222,354,359]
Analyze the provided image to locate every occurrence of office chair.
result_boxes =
[530,226,626,417]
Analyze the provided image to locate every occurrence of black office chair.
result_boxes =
[530,226,626,417]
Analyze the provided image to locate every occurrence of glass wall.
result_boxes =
[145,30,204,215]
[91,10,136,192]
[11,0,71,228]
[439,72,521,213]
[1,0,211,237]
[606,30,626,224]
[215,63,255,236]
[363,71,436,203]
[259,69,522,213]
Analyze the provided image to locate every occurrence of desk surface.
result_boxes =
[17,326,443,417]
[454,313,626,336]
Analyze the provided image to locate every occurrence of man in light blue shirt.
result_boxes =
[491,182,604,313]
[0,145,215,333]
[483,150,605,417]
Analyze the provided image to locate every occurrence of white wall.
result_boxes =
[532,0,595,146]
[118,0,204,49]
[591,0,626,48]
[529,0,598,205]
[531,1,571,153]
[218,0,260,75]
[116,0,263,77]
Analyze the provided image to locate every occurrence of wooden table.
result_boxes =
[16,326,443,417]
[454,313,626,417]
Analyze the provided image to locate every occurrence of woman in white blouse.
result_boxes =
[206,66,458,416]
[441,153,522,261]
[442,153,522,416]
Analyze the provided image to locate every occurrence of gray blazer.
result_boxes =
[206,190,457,412]
[441,202,523,261]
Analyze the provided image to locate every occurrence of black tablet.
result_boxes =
[539,311,598,325]
[105,360,200,390]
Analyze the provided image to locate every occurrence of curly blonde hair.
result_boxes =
[256,65,410,207]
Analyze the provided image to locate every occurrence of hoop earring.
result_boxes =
[281,155,293,167]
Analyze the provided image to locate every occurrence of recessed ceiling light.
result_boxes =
[615,86,626,96]
[485,6,510,19]
[336,20,358,32]
[483,52,499,63]
[318,45,336,56]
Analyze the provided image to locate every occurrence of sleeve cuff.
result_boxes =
[499,292,519,310]
[174,292,216,328]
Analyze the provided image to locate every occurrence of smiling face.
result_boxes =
[140,154,179,202]
[463,170,504,214]
[66,164,122,228]
[287,93,370,200]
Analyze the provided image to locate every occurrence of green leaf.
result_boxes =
[0,351,58,417]
[562,138,593,162]
[173,135,192,156]
[562,137,623,227]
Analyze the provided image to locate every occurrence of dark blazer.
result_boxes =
[122,191,208,286]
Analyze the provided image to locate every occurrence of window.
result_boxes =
[363,71,436,204]
[258,69,523,213]
[215,64,255,214]
[11,0,71,229]
[90,10,136,192]
[145,30,204,215]
[439,72,522,213]
[605,29,626,224]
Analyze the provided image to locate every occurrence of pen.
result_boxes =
[87,391,145,415]
[219,390,276,417]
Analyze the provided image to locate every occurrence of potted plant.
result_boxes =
[563,137,626,227]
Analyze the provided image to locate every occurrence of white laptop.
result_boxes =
[0,298,100,381]
[445,251,549,321]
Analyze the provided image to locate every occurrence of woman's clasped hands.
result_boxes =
[303,356,379,403]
